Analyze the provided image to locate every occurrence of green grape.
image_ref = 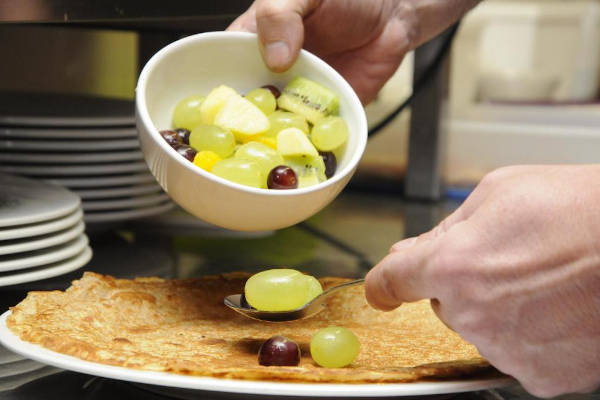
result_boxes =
[310,116,349,152]
[310,327,360,368]
[283,155,326,188]
[189,124,236,158]
[266,111,309,138]
[172,94,205,131]
[245,269,316,311]
[245,88,277,115]
[234,142,284,175]
[303,275,323,303]
[211,158,266,188]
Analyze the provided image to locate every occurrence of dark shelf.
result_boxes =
[0,0,253,31]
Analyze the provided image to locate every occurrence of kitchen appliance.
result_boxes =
[445,0,600,185]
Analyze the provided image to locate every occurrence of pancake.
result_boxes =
[7,272,493,383]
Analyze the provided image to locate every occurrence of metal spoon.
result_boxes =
[224,278,365,322]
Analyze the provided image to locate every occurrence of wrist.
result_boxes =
[397,0,481,49]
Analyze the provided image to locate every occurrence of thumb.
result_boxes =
[255,0,321,72]
[365,236,438,311]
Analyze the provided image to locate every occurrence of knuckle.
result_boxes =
[478,166,520,190]
[256,0,301,20]
[436,216,453,236]
[256,0,285,20]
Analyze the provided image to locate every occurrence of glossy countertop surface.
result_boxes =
[0,189,597,400]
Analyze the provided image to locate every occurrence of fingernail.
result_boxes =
[390,237,417,252]
[264,41,290,68]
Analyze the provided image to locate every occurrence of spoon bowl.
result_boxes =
[224,278,364,322]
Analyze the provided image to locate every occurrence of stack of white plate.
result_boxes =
[0,93,173,224]
[0,343,56,388]
[0,174,92,287]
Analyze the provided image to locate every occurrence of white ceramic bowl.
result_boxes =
[136,32,367,231]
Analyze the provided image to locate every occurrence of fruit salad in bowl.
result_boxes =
[136,31,367,231]
[160,76,348,190]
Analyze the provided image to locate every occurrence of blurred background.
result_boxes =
[3,0,599,194]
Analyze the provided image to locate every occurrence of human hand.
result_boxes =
[365,165,600,397]
[228,0,479,104]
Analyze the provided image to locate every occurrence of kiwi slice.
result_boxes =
[283,154,326,188]
[277,77,339,124]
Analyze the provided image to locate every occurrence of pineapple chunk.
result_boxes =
[214,95,270,141]
[277,127,318,157]
[255,136,277,150]
[199,85,239,125]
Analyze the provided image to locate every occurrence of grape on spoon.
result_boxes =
[224,278,364,322]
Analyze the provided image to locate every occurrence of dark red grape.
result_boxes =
[160,130,183,147]
[320,152,337,179]
[174,128,191,144]
[258,335,301,366]
[261,85,281,98]
[267,166,298,189]
[174,144,197,162]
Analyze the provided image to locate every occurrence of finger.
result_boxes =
[365,240,437,311]
[458,165,533,215]
[227,2,259,32]
[255,0,321,72]
[390,198,471,254]
[429,298,454,331]
[429,298,453,330]
[322,17,409,104]
[390,237,417,252]
[404,165,533,248]
[405,204,471,247]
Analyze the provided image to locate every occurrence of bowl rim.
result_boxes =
[136,31,367,197]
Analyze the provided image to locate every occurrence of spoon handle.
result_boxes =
[319,278,365,300]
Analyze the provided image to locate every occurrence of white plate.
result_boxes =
[0,209,83,241]
[44,174,155,188]
[0,343,24,364]
[0,235,88,272]
[82,194,170,211]
[0,173,81,228]
[0,127,137,139]
[0,221,85,256]
[0,359,43,378]
[0,150,143,164]
[74,184,162,200]
[0,92,134,127]
[83,202,174,223]
[0,246,91,287]
[0,138,140,151]
[0,311,512,397]
[0,162,148,176]
[0,366,60,392]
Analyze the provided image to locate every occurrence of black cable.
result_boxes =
[367,23,460,138]
[298,24,462,266]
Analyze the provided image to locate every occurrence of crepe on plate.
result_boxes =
[7,272,494,383]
